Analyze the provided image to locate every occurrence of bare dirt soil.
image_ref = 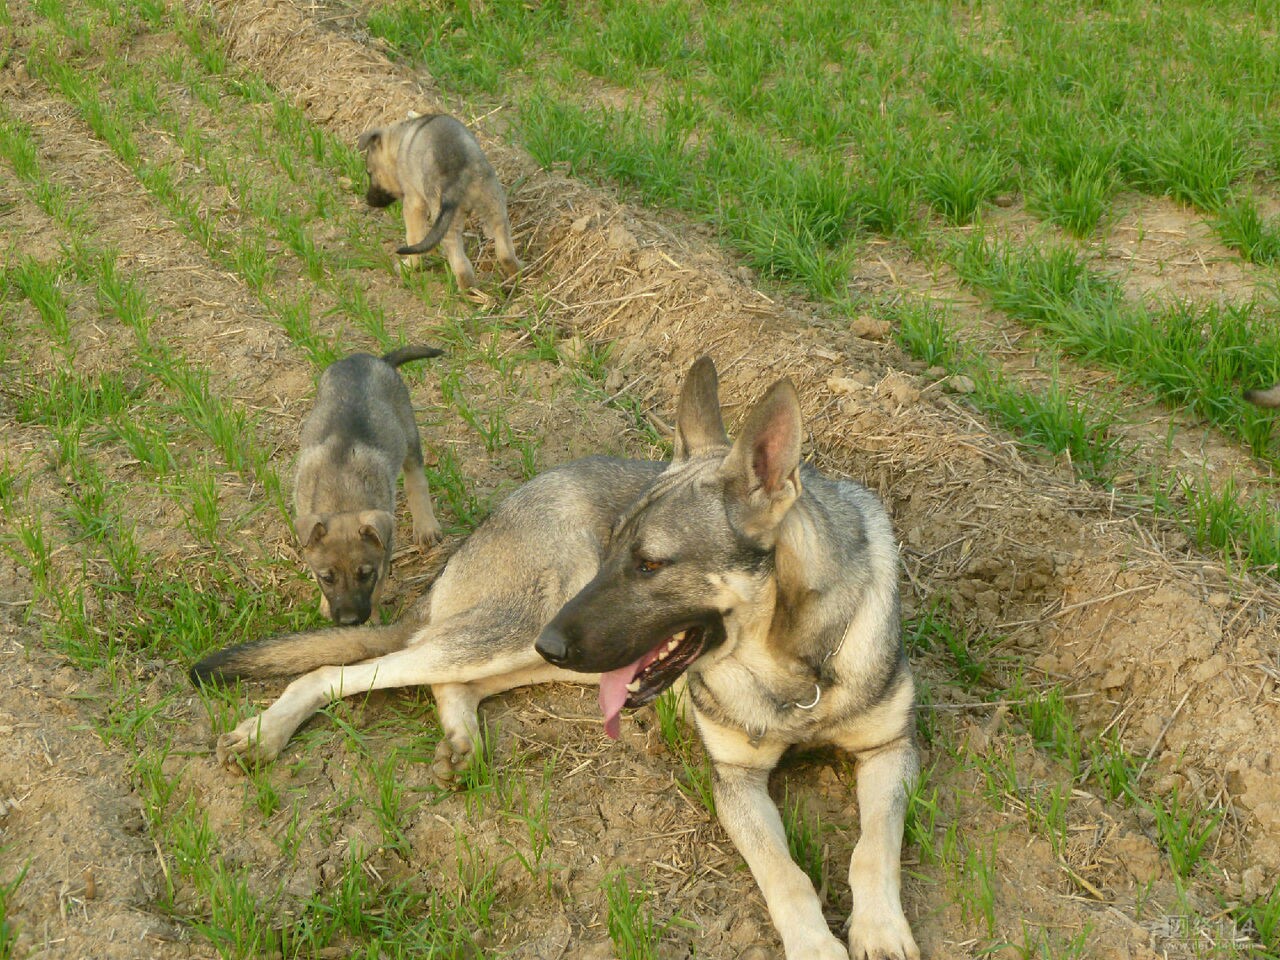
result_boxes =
[1,1,1278,958]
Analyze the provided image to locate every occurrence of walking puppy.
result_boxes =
[294,346,444,626]
[1245,383,1280,407]
[193,358,920,960]
[358,113,521,290]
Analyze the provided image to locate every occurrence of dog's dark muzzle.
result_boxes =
[365,185,396,208]
[330,595,373,627]
[535,625,572,666]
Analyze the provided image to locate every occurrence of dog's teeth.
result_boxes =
[657,648,669,661]
[671,631,686,643]
[626,680,641,693]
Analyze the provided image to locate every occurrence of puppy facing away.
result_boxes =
[1245,383,1280,407]
[357,113,521,290]
[295,345,444,625]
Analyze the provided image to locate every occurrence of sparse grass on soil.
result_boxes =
[1,0,1279,958]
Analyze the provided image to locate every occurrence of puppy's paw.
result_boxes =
[430,732,475,788]
[216,716,286,770]
[396,255,424,276]
[846,910,920,960]
[413,518,443,548]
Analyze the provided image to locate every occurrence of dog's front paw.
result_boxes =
[413,518,443,548]
[779,932,847,960]
[430,731,475,788]
[846,909,919,960]
[216,716,286,770]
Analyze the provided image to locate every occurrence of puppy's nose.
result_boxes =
[337,609,367,626]
[535,626,570,665]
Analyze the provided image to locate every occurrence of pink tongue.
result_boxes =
[598,657,645,740]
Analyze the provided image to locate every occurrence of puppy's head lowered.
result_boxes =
[296,509,395,625]
[357,127,400,208]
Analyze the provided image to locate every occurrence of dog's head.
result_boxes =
[357,126,400,208]
[537,357,803,735]
[295,509,395,625]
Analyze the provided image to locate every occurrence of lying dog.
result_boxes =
[193,357,920,960]
[358,113,521,290]
[294,346,444,625]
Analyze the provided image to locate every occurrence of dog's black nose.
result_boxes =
[535,626,570,665]
[335,607,369,626]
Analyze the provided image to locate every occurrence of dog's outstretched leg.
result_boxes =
[216,637,551,769]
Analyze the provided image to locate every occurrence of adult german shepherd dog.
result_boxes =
[192,357,920,959]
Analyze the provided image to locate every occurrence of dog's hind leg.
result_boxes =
[215,624,581,770]
[430,662,589,786]
[481,189,522,280]
[439,214,477,290]
[398,195,433,273]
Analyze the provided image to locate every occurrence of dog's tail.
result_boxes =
[189,619,419,686]
[1244,383,1280,408]
[381,344,444,367]
[395,194,461,257]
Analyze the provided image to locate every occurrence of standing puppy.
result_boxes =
[358,114,522,290]
[295,346,444,625]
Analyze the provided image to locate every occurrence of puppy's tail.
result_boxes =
[396,196,460,257]
[381,344,444,367]
[1244,383,1280,408]
[189,619,419,686]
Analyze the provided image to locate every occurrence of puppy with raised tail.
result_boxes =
[358,113,521,290]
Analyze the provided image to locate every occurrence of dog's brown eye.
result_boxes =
[636,557,666,575]
[319,571,335,584]
[357,568,377,583]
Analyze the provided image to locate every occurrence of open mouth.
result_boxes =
[598,624,708,739]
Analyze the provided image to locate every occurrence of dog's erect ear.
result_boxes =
[296,515,327,548]
[720,379,803,540]
[673,356,729,460]
[357,510,395,552]
[357,129,381,153]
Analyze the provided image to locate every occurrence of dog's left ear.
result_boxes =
[674,356,730,460]
[721,379,802,540]
[357,510,395,552]
[357,129,381,153]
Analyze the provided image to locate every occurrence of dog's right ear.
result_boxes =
[296,514,327,548]
[673,356,729,460]
[357,510,395,552]
[357,129,380,153]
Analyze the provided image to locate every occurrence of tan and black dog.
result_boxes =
[294,346,444,626]
[357,114,521,290]
[194,357,920,960]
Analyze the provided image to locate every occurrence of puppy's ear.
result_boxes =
[357,129,381,153]
[296,514,327,548]
[357,510,395,552]
[673,356,729,460]
[720,379,803,543]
